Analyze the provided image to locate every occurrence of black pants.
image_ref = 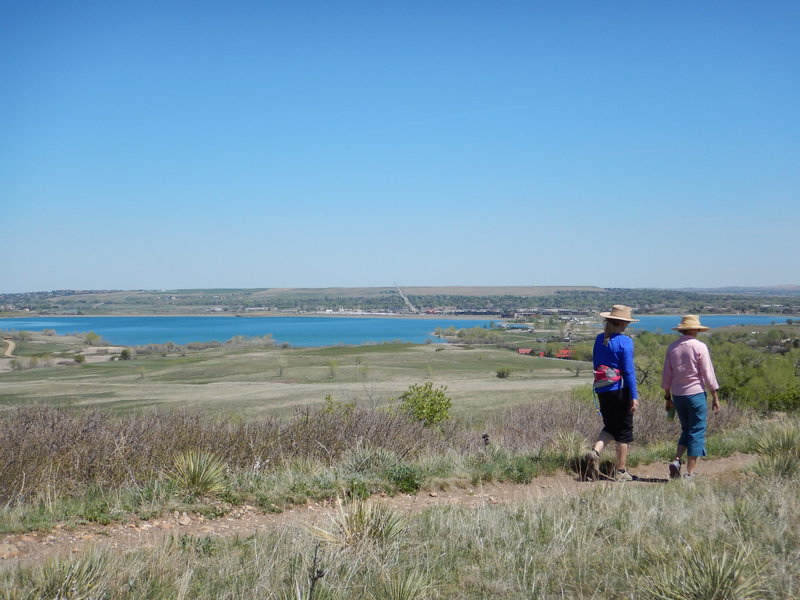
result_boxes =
[597,387,634,444]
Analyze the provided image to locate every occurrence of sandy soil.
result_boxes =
[0,453,755,568]
[0,344,124,374]
[1,339,14,358]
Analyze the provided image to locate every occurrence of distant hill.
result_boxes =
[680,285,800,296]
[249,286,606,298]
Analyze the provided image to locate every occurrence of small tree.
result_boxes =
[398,382,451,426]
[496,367,511,379]
[120,348,132,360]
[84,332,103,346]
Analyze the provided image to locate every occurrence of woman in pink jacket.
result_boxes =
[662,315,721,479]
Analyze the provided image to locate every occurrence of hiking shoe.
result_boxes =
[668,460,682,479]
[615,469,633,482]
[683,473,695,480]
[584,450,600,481]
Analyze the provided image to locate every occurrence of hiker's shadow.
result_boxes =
[570,456,668,483]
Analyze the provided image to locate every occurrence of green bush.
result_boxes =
[398,382,451,426]
[766,385,800,412]
[166,450,227,498]
[496,367,511,379]
[385,464,424,494]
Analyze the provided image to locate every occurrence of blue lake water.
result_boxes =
[630,314,792,333]
[0,314,793,347]
[0,316,493,347]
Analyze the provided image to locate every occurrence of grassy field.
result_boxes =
[2,327,797,597]
[0,335,590,417]
[0,417,796,599]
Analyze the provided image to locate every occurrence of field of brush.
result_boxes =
[0,337,590,416]
[0,330,798,598]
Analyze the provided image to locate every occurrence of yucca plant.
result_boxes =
[308,498,406,547]
[342,443,399,475]
[751,453,800,478]
[370,569,431,600]
[752,420,800,458]
[166,450,227,498]
[641,543,765,600]
[33,550,109,600]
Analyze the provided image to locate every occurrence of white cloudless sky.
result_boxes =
[2,1,798,292]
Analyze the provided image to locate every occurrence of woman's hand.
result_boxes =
[711,393,721,415]
[630,398,639,413]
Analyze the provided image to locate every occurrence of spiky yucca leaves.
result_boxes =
[308,498,406,547]
[32,550,110,600]
[370,569,431,600]
[342,443,399,475]
[750,418,800,478]
[166,450,227,498]
[752,453,800,478]
[752,419,800,458]
[641,544,765,600]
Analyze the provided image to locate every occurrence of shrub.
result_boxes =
[385,464,424,494]
[496,367,511,379]
[83,332,105,346]
[641,543,765,600]
[397,382,451,426]
[119,348,131,360]
[166,450,227,498]
[33,550,110,599]
[752,419,800,457]
[308,498,407,546]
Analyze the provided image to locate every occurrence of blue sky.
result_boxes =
[2,1,798,292]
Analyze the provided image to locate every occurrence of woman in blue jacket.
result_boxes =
[585,305,639,482]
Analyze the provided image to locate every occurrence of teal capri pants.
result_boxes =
[673,392,708,457]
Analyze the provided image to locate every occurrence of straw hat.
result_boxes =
[599,305,639,323]
[674,314,710,331]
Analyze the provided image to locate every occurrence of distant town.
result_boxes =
[2,286,799,318]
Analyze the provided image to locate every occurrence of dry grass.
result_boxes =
[0,392,748,507]
[2,462,796,599]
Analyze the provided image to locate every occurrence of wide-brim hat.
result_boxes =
[599,304,638,323]
[674,314,710,331]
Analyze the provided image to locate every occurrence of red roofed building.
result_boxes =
[517,348,532,355]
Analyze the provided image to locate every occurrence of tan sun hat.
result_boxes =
[674,314,710,331]
[599,304,639,323]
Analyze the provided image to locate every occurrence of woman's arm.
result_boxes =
[697,342,721,414]
[620,337,639,411]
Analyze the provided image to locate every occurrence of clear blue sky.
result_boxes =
[2,1,798,293]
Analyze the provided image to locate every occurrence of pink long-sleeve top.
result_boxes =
[662,335,719,396]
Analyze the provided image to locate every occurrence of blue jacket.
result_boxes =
[593,333,638,399]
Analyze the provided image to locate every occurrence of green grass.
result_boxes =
[0,342,590,416]
[2,460,795,599]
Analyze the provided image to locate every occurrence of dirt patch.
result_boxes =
[1,339,15,358]
[0,453,755,568]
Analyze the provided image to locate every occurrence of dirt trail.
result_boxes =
[0,453,754,568]
[1,338,14,357]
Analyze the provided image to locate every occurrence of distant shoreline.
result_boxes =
[0,312,501,320]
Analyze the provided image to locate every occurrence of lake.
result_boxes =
[0,314,793,347]
[630,314,793,333]
[0,316,493,347]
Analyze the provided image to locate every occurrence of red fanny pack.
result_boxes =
[593,365,621,389]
